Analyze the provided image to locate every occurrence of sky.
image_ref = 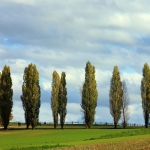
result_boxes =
[0,0,150,125]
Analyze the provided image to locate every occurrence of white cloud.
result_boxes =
[42,82,51,91]
[121,72,142,87]
[9,59,28,73]
[11,101,24,122]
[11,73,23,100]
[128,103,143,124]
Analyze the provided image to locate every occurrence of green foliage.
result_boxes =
[0,65,13,130]
[51,70,60,129]
[109,66,123,129]
[81,61,98,128]
[141,63,150,128]
[21,64,41,129]
[58,72,67,129]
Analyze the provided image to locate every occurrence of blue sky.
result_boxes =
[0,0,150,125]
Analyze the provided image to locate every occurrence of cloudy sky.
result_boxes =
[0,0,149,125]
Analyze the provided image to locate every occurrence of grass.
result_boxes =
[86,128,150,140]
[0,124,149,150]
[0,128,127,149]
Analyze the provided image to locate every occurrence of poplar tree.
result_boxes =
[81,61,98,129]
[121,80,130,128]
[51,70,60,129]
[58,72,67,129]
[109,66,123,129]
[141,63,150,128]
[0,66,13,130]
[21,64,40,129]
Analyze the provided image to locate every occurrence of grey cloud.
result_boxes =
[0,0,148,50]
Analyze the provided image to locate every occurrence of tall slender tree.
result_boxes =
[21,64,40,129]
[109,66,123,129]
[51,70,60,129]
[0,66,13,130]
[58,72,67,129]
[141,63,150,128]
[121,80,130,128]
[81,61,98,129]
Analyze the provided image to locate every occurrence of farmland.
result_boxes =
[0,124,150,149]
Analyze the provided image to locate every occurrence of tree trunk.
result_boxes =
[60,113,64,129]
[114,122,117,129]
[26,118,30,129]
[145,116,148,128]
[54,117,56,129]
[31,123,34,130]
[54,124,56,129]
[145,110,149,128]
[3,122,7,130]
[123,123,125,129]
[26,123,30,129]
[123,108,126,128]
[54,115,58,129]
[61,118,64,129]
[123,120,126,129]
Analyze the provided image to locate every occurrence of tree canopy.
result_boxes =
[109,66,123,129]
[21,64,41,129]
[81,61,98,128]
[51,70,60,129]
[58,72,67,129]
[0,66,13,130]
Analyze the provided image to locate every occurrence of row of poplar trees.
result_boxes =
[0,64,41,130]
[51,61,98,129]
[0,62,130,130]
[109,66,130,129]
[0,63,68,130]
[51,62,131,129]
[109,63,150,129]
[21,64,68,130]
[1,62,149,130]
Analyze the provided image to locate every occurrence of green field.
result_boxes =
[0,124,150,150]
